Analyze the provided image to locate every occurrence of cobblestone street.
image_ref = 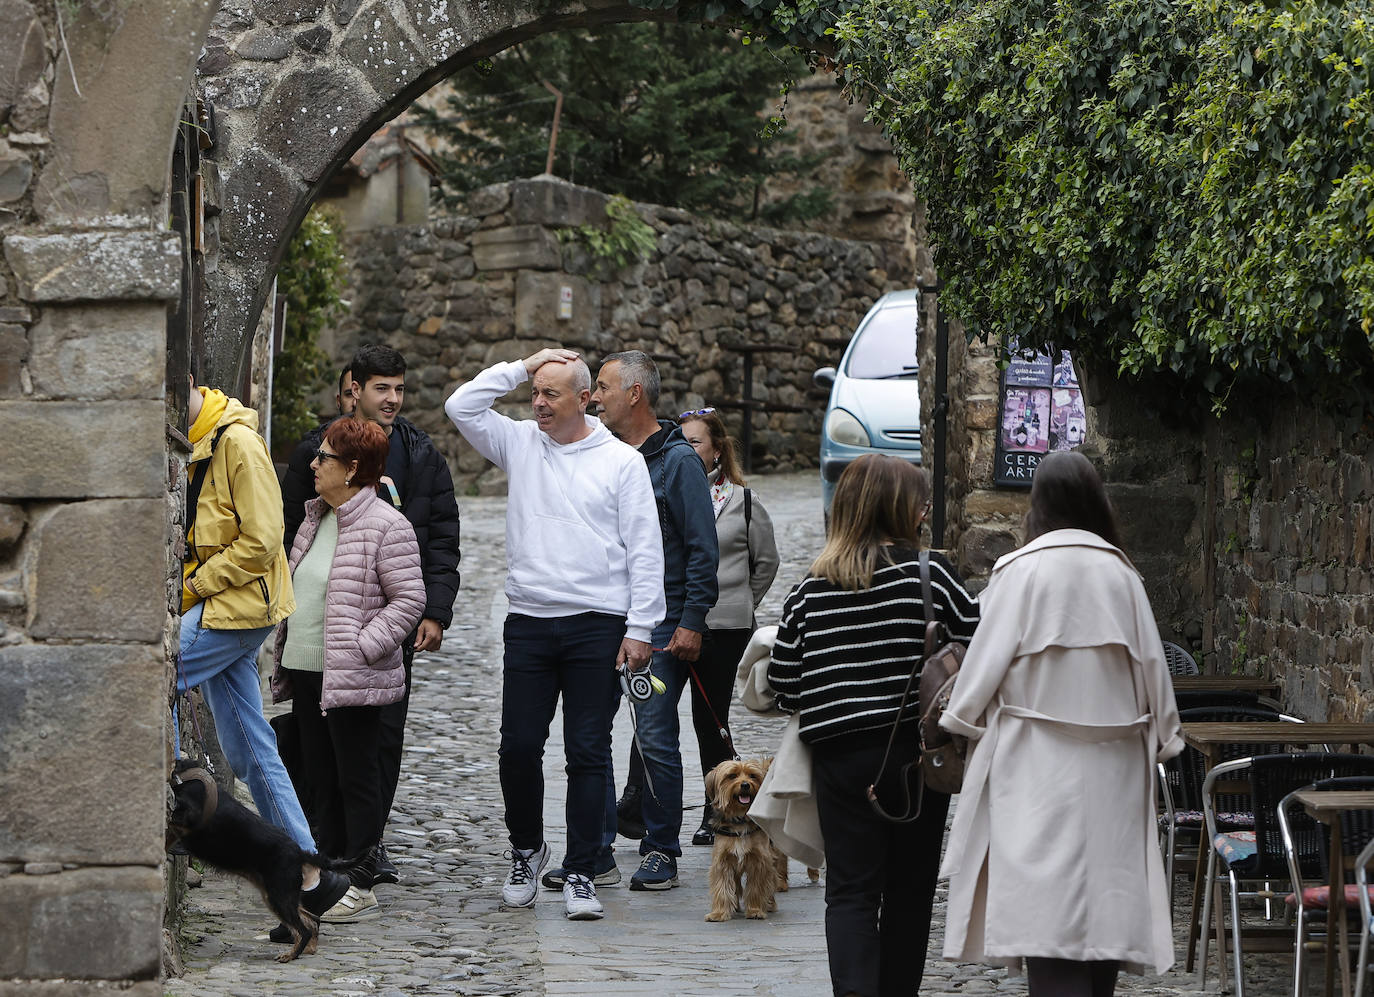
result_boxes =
[169,472,1294,997]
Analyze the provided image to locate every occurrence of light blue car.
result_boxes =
[812,289,922,516]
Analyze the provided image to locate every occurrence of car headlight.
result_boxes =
[825,408,871,447]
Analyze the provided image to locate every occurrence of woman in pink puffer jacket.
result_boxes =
[271,417,424,923]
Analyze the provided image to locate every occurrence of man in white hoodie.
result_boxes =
[444,347,665,921]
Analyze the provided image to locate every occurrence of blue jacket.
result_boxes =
[639,421,719,632]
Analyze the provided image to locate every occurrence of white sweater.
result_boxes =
[444,361,666,642]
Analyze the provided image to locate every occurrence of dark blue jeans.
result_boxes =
[602,621,688,859]
[499,612,624,877]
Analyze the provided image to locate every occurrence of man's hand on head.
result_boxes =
[616,637,651,672]
[523,348,580,377]
[414,618,443,652]
[665,626,703,663]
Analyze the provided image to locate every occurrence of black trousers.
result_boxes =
[288,668,386,864]
[376,637,415,824]
[624,627,751,802]
[498,612,623,875]
[813,736,950,997]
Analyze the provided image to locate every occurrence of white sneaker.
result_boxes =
[502,842,549,908]
[319,884,380,923]
[563,872,605,920]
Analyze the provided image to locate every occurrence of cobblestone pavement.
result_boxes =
[169,472,1297,997]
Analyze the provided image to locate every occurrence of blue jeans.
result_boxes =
[603,621,687,859]
[498,612,624,877]
[176,601,316,852]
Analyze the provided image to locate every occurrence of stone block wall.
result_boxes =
[1208,404,1374,720]
[325,176,908,493]
[0,0,216,989]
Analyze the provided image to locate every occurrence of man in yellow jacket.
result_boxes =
[179,378,349,917]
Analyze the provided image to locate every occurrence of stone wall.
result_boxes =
[325,176,907,493]
[1208,403,1374,720]
[0,0,217,990]
[928,328,1207,639]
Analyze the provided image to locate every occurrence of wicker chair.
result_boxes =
[1202,754,1374,996]
[1164,640,1201,676]
[1279,775,1374,997]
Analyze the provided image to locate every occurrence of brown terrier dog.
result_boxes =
[704,757,781,922]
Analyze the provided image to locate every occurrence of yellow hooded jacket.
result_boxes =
[183,390,296,628]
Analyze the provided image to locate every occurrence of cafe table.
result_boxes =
[1172,676,1282,699]
[1293,789,1374,997]
[1181,724,1374,977]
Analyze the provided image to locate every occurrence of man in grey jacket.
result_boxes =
[576,350,719,892]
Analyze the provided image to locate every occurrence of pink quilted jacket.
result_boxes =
[270,487,425,710]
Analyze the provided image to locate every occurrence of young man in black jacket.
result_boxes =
[281,345,461,886]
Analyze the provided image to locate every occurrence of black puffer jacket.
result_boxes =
[282,416,461,628]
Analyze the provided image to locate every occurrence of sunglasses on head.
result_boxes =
[678,407,716,420]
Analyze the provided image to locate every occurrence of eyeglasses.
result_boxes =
[314,449,344,464]
[678,407,716,419]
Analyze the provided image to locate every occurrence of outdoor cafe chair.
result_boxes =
[1202,754,1374,996]
[1353,834,1374,997]
[1165,640,1202,676]
[1279,776,1374,997]
[1161,705,1285,915]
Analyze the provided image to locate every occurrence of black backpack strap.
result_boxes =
[919,549,940,645]
[185,425,229,539]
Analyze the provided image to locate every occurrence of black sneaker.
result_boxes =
[370,842,399,886]
[268,868,352,940]
[616,785,646,840]
[541,853,622,890]
[303,869,351,916]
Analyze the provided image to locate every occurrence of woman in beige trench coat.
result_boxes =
[939,452,1183,997]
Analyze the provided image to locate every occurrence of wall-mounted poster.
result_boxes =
[993,348,1086,487]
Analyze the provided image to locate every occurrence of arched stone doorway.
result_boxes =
[196,0,685,387]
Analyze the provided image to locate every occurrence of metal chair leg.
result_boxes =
[1357,919,1371,997]
[1230,869,1247,997]
[1292,904,1306,997]
[1201,845,1218,985]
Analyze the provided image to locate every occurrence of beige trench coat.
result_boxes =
[939,529,1184,975]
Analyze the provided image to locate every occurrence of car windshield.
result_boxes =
[844,303,919,379]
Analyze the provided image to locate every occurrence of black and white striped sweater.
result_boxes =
[767,547,980,744]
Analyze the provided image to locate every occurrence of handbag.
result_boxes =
[915,550,968,795]
[866,550,968,820]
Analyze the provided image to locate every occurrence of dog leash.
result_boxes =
[686,661,740,762]
[619,664,662,806]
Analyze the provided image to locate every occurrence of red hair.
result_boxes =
[324,419,389,488]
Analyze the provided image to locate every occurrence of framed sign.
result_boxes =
[993,348,1086,487]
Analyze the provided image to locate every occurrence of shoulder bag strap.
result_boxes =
[866,550,932,823]
[743,487,754,574]
[185,425,229,540]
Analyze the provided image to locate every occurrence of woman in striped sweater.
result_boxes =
[769,455,979,997]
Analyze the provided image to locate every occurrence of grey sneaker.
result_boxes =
[501,842,549,908]
[319,884,379,923]
[541,854,621,890]
[563,873,605,920]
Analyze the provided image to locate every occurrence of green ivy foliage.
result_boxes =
[271,208,346,456]
[830,0,1374,408]
[557,195,660,276]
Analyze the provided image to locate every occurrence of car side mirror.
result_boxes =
[812,367,836,390]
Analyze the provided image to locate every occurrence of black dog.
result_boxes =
[167,759,340,962]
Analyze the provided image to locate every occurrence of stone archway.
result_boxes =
[196,0,680,387]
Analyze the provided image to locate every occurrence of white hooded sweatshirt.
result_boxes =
[444,360,666,642]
